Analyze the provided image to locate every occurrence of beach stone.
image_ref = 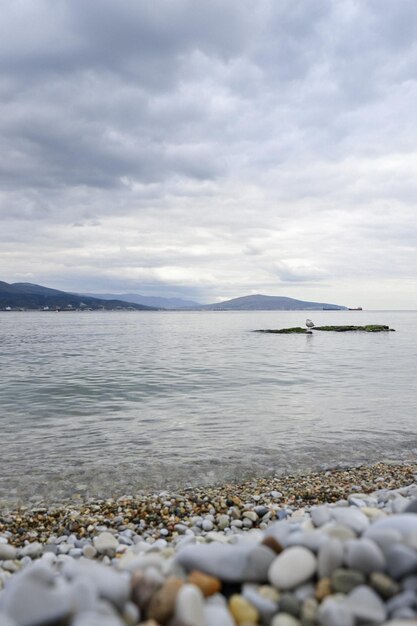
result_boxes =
[229,594,259,624]
[315,577,332,601]
[188,570,221,597]
[271,614,301,626]
[317,594,354,626]
[63,559,130,610]
[1,574,72,626]
[403,574,417,591]
[0,545,16,561]
[404,498,417,513]
[269,546,317,590]
[385,543,417,579]
[318,538,344,578]
[366,513,417,537]
[202,519,214,532]
[301,597,318,626]
[262,536,284,554]
[330,568,365,593]
[72,614,125,626]
[330,508,369,534]
[344,538,386,573]
[322,524,356,542]
[279,592,301,617]
[386,589,416,615]
[217,515,230,530]
[369,572,400,599]
[204,604,235,626]
[175,584,206,626]
[19,542,43,559]
[364,528,403,553]
[242,585,278,622]
[346,584,387,623]
[311,506,331,528]
[242,544,277,581]
[265,520,292,546]
[148,576,184,624]
[131,571,162,612]
[83,544,97,559]
[93,532,119,556]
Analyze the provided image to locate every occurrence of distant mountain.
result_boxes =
[0,282,158,311]
[81,292,201,309]
[192,294,347,311]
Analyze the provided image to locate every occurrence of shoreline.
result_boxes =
[1,461,416,547]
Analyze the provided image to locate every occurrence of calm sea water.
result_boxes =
[1,310,416,504]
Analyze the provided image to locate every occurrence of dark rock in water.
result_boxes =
[255,325,395,334]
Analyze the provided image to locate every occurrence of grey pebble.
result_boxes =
[344,537,386,574]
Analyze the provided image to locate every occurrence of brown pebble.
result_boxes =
[147,577,184,624]
[316,577,332,601]
[131,570,162,612]
[188,570,221,597]
[262,536,283,554]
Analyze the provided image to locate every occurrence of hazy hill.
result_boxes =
[0,282,157,310]
[193,294,347,311]
[81,292,201,309]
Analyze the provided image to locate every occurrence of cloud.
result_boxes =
[1,0,417,307]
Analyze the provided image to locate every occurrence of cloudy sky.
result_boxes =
[1,0,417,308]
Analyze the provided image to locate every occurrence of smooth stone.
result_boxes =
[93,532,119,556]
[322,524,357,542]
[344,538,386,574]
[286,530,327,553]
[264,521,292,546]
[279,592,301,617]
[386,589,416,615]
[229,594,259,625]
[176,542,266,582]
[301,597,318,625]
[69,576,99,614]
[204,604,235,626]
[318,539,344,578]
[202,519,214,532]
[366,513,417,537]
[62,559,129,610]
[346,585,387,623]
[130,571,162,612]
[148,577,183,624]
[0,545,16,561]
[19,542,43,559]
[268,546,317,590]
[1,575,72,626]
[403,574,417,591]
[188,571,221,597]
[369,572,400,599]
[364,529,403,554]
[404,499,417,513]
[311,506,331,528]
[317,595,354,626]
[331,568,365,593]
[175,583,206,626]
[242,585,278,622]
[330,508,369,534]
[385,544,417,579]
[391,607,416,619]
[242,544,276,582]
[72,614,125,626]
[271,614,301,626]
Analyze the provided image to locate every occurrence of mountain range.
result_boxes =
[1,282,347,311]
[0,282,157,310]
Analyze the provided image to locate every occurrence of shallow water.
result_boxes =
[1,310,416,503]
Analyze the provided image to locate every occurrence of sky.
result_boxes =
[1,0,417,308]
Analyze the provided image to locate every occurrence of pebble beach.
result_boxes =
[1,462,417,625]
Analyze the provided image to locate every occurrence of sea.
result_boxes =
[1,310,416,505]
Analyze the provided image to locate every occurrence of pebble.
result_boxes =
[175,584,206,626]
[229,593,259,624]
[0,463,416,626]
[346,584,387,623]
[344,537,386,573]
[269,546,317,590]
